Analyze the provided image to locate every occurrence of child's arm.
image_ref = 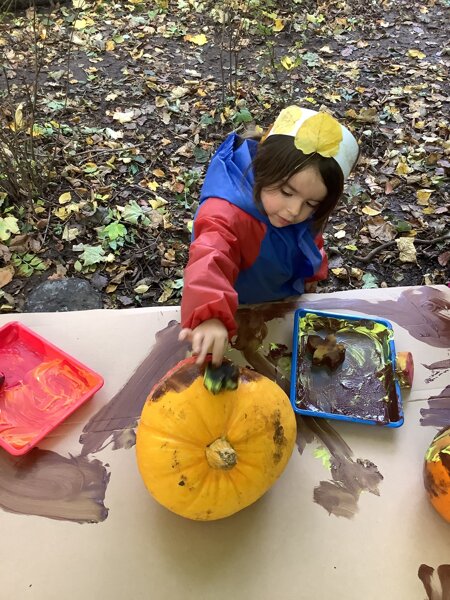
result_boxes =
[304,233,328,290]
[180,198,265,364]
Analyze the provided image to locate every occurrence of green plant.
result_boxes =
[10,252,48,277]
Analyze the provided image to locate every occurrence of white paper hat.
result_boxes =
[266,106,359,180]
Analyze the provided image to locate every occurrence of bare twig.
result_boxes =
[354,233,450,263]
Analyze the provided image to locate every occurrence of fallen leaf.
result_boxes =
[273,18,284,32]
[112,110,135,123]
[397,237,417,263]
[362,273,378,289]
[280,56,295,70]
[334,230,346,239]
[362,206,382,216]
[331,267,347,278]
[134,284,149,294]
[367,216,396,242]
[170,86,190,99]
[0,216,20,241]
[0,265,14,288]
[407,49,426,59]
[395,160,411,176]
[437,251,450,267]
[58,191,72,204]
[350,267,363,280]
[416,189,433,205]
[184,34,208,46]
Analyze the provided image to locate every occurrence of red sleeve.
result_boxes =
[181,198,266,337]
[305,233,328,283]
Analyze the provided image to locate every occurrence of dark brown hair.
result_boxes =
[250,134,345,233]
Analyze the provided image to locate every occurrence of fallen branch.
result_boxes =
[354,233,450,263]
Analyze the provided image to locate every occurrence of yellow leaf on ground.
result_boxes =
[362,206,382,216]
[152,169,165,177]
[395,160,411,176]
[397,237,417,263]
[105,40,115,51]
[280,56,295,70]
[416,189,433,205]
[184,34,208,46]
[58,191,72,204]
[149,197,168,210]
[408,49,426,59]
[273,18,284,32]
[72,0,89,8]
[331,267,347,278]
[74,18,87,30]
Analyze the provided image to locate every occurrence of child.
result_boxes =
[179,105,359,366]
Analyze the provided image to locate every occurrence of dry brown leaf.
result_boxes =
[0,265,14,288]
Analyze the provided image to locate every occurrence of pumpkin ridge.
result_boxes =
[139,426,205,449]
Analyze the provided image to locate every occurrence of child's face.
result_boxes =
[260,166,327,228]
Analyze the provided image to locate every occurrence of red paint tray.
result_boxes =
[0,321,104,456]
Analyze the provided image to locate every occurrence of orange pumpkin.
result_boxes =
[136,358,297,521]
[423,426,450,523]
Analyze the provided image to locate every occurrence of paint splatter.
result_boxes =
[418,564,450,600]
[424,360,450,385]
[308,418,383,518]
[420,386,450,428]
[79,321,189,455]
[0,448,109,523]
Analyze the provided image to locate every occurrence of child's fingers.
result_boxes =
[178,328,193,342]
[195,336,211,365]
[211,336,226,366]
[192,331,205,356]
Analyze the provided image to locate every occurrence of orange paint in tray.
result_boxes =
[0,322,104,456]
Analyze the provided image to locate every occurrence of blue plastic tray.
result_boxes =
[290,308,404,427]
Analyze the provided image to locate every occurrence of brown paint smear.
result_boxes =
[0,448,110,523]
[420,386,450,429]
[245,287,450,348]
[234,310,383,519]
[80,321,189,455]
[418,564,450,600]
[424,360,450,385]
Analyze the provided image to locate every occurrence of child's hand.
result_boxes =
[178,318,228,366]
[304,281,318,293]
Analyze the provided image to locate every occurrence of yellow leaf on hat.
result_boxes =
[271,106,302,135]
[294,113,342,157]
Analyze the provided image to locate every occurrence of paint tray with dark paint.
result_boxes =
[290,309,404,427]
[0,321,104,456]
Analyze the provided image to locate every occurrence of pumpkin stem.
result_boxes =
[203,361,239,395]
[205,438,237,470]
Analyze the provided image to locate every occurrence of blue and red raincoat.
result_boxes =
[181,133,328,337]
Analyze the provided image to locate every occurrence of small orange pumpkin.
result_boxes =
[423,426,450,523]
[136,358,297,521]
